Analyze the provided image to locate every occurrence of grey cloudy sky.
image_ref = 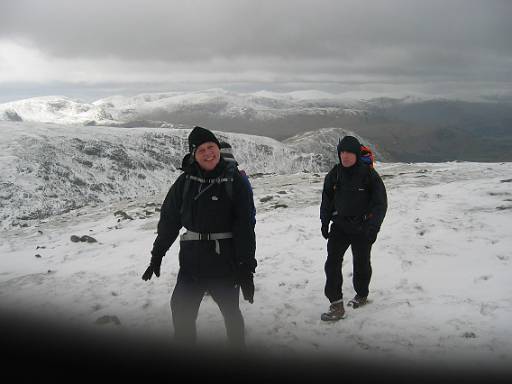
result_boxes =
[1,0,511,101]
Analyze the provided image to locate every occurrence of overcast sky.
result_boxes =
[1,0,511,102]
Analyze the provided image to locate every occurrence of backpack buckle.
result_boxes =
[199,233,210,240]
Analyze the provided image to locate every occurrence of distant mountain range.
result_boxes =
[1,89,511,162]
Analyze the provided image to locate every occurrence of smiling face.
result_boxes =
[339,151,357,168]
[194,141,220,171]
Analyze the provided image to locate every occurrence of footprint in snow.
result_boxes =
[401,260,413,271]
[473,275,492,283]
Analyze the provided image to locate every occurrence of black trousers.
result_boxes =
[170,271,245,348]
[324,228,373,303]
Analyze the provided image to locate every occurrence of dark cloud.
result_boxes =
[1,0,511,98]
[3,0,511,59]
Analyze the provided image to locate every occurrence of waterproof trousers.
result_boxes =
[170,271,245,348]
[324,228,373,303]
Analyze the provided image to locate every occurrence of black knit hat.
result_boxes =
[188,126,220,153]
[337,135,361,156]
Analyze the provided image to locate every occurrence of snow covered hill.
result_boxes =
[0,95,117,125]
[1,160,511,371]
[0,89,365,126]
[0,89,369,125]
[284,127,385,168]
[0,121,343,229]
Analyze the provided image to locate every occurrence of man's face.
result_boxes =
[340,151,357,168]
[194,141,220,171]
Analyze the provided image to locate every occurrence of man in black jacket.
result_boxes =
[319,135,387,321]
[142,126,257,347]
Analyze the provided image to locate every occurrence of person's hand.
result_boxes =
[142,256,162,281]
[321,223,330,239]
[239,272,254,304]
[366,225,379,244]
[235,263,255,303]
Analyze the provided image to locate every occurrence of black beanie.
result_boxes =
[337,135,361,156]
[188,126,220,153]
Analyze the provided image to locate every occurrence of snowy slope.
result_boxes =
[93,88,368,121]
[0,121,332,229]
[1,161,511,370]
[0,96,116,125]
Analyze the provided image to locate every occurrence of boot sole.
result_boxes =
[320,313,346,321]
[347,300,367,308]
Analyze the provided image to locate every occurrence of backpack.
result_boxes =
[360,145,375,168]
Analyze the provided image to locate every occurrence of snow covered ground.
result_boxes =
[1,160,511,371]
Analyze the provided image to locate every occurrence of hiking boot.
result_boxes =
[347,295,367,308]
[321,302,345,321]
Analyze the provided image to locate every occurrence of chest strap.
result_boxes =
[180,231,233,254]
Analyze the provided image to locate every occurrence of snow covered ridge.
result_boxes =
[0,96,116,125]
[0,90,373,126]
[284,127,384,164]
[0,122,343,229]
[4,90,512,163]
[92,89,370,121]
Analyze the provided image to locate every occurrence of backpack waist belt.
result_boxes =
[180,231,233,254]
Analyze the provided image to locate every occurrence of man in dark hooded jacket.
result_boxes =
[319,135,387,321]
[142,126,257,347]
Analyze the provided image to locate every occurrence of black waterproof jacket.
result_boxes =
[320,160,387,234]
[151,158,256,278]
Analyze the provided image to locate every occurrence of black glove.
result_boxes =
[142,255,162,281]
[239,272,255,304]
[235,263,255,303]
[321,223,330,239]
[366,225,379,244]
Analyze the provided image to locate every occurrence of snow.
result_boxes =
[1,152,512,370]
[0,95,115,125]
[92,88,356,121]
[0,89,373,126]
[0,121,331,229]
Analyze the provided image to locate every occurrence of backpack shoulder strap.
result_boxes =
[180,174,192,215]
[333,164,341,192]
[223,163,237,200]
[365,165,375,188]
